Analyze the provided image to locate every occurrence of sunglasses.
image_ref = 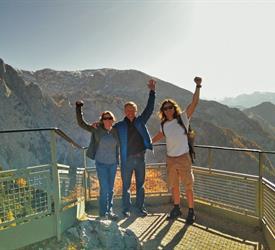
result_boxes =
[162,105,174,111]
[102,117,113,120]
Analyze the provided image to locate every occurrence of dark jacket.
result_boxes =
[76,106,120,163]
[114,90,155,169]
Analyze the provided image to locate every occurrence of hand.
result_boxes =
[194,77,202,87]
[91,121,100,128]
[76,100,84,107]
[147,79,156,91]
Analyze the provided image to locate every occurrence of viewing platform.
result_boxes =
[0,128,274,250]
[85,201,267,250]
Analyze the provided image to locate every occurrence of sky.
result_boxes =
[1,0,275,100]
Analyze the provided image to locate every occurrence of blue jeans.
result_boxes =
[95,161,117,216]
[122,155,145,211]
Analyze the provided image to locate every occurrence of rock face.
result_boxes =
[1,58,275,180]
[0,59,80,170]
[18,66,275,152]
[23,219,141,250]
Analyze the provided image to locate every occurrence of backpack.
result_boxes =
[161,115,196,163]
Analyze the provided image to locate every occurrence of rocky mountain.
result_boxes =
[220,91,275,109]
[243,102,275,137]
[0,58,274,181]
[0,59,80,170]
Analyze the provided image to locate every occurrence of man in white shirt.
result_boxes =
[152,76,202,224]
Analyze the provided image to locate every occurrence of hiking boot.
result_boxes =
[185,210,196,224]
[167,206,182,220]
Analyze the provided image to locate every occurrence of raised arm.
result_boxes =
[75,101,96,132]
[186,77,202,119]
[140,79,156,123]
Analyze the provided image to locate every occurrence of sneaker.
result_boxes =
[123,210,130,217]
[139,207,148,217]
[108,212,119,221]
[167,206,182,220]
[185,210,196,224]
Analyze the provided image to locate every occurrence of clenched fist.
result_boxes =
[194,77,202,87]
[76,100,84,107]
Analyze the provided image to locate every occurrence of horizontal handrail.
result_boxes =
[54,129,83,149]
[1,164,50,172]
[193,165,259,180]
[0,127,84,149]
[262,177,275,190]
[195,144,261,153]
[0,128,57,133]
[153,143,275,154]
[1,128,274,154]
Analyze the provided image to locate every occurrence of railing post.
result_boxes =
[50,130,62,241]
[83,149,88,201]
[258,152,264,222]
[207,148,213,172]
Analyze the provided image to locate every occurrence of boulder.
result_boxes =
[22,218,141,250]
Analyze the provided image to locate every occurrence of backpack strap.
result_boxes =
[161,120,166,136]
[177,115,188,134]
[177,115,196,163]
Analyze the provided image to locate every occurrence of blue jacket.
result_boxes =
[114,90,155,169]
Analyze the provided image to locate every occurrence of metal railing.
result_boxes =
[0,165,52,228]
[0,128,274,249]
[193,166,258,216]
[262,178,275,236]
[0,128,86,250]
[86,143,275,248]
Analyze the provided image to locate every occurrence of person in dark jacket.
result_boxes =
[114,79,156,217]
[76,102,119,220]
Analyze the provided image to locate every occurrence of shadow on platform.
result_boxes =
[87,202,267,250]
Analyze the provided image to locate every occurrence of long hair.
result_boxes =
[159,99,182,123]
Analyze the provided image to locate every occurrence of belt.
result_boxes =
[128,151,145,158]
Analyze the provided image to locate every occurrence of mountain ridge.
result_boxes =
[0,58,274,180]
[220,91,275,109]
[243,102,275,137]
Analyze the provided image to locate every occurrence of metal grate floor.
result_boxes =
[87,203,268,250]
